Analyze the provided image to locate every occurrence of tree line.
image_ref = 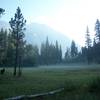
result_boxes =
[64,20,100,64]
[81,19,100,64]
[0,28,63,66]
[40,37,62,65]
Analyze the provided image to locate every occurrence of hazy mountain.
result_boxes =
[25,23,71,55]
[0,21,71,55]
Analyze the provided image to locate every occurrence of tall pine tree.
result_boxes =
[71,40,78,58]
[9,7,26,76]
[95,19,100,43]
[85,26,92,64]
[94,19,100,63]
[85,26,92,48]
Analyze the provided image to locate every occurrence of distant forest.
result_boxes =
[0,7,100,68]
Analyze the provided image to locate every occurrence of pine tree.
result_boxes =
[95,19,100,43]
[6,32,15,67]
[65,47,70,61]
[92,38,97,62]
[0,8,6,65]
[55,41,59,63]
[85,26,92,48]
[45,37,49,65]
[9,7,26,76]
[23,44,39,66]
[85,26,92,64]
[0,29,7,66]
[59,45,62,62]
[71,40,77,58]
[40,43,45,64]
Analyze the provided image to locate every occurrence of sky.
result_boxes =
[0,0,100,46]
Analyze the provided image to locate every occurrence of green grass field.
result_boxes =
[0,64,100,100]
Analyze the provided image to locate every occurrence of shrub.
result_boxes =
[88,77,100,92]
[0,68,5,75]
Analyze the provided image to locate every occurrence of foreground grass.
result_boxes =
[0,65,100,100]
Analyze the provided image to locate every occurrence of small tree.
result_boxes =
[9,7,26,76]
[85,26,92,64]
[0,8,5,17]
[59,45,62,62]
[64,47,71,62]
[95,19,100,43]
[85,26,92,48]
[71,40,78,58]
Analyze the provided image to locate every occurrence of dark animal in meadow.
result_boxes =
[0,68,5,75]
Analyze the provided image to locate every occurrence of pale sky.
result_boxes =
[0,0,100,46]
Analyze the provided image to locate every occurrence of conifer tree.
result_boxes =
[71,40,77,58]
[85,26,92,64]
[9,7,26,76]
[95,19,100,43]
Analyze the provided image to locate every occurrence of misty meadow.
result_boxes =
[0,0,100,100]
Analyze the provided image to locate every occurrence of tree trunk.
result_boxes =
[18,55,22,77]
[13,44,18,76]
[13,33,18,76]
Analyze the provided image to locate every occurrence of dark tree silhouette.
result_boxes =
[40,37,62,65]
[95,19,100,43]
[71,40,78,58]
[64,47,71,62]
[0,29,7,66]
[93,19,100,63]
[85,26,92,48]
[85,26,92,64]
[9,7,26,76]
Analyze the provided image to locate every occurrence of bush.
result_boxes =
[88,77,100,92]
[0,68,5,75]
[64,81,80,92]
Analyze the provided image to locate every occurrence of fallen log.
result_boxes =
[4,88,64,100]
